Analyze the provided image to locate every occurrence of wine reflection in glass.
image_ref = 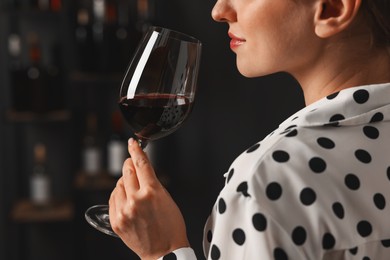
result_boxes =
[85,26,202,237]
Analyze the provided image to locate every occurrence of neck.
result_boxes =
[293,41,390,105]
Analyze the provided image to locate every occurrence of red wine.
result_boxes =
[119,94,193,141]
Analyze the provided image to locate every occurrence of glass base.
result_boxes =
[85,205,118,237]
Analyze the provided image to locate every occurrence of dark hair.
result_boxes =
[361,0,390,47]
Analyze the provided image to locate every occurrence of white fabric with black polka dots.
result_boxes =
[160,83,390,260]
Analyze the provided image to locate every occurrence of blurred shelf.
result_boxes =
[74,172,117,191]
[5,109,71,123]
[69,71,123,84]
[11,199,74,223]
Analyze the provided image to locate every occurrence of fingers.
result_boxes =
[122,158,140,192]
[128,138,158,187]
[109,177,127,233]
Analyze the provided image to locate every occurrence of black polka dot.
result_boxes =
[332,202,345,219]
[344,174,360,190]
[285,125,297,130]
[370,112,384,122]
[207,230,213,243]
[373,193,386,210]
[247,143,260,153]
[227,168,234,183]
[273,248,288,260]
[266,182,283,200]
[349,247,358,255]
[300,188,317,206]
[322,233,336,250]
[317,137,335,149]
[163,252,177,260]
[309,157,327,173]
[210,244,221,260]
[387,167,390,181]
[324,122,339,127]
[355,149,372,163]
[285,129,298,137]
[292,226,307,246]
[272,150,290,163]
[363,126,379,139]
[381,239,390,247]
[252,213,267,232]
[353,89,370,104]
[237,182,251,197]
[357,220,372,237]
[280,129,290,135]
[232,228,246,245]
[329,114,345,122]
[327,92,339,99]
[218,198,226,214]
[363,257,371,260]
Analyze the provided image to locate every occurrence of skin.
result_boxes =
[109,138,190,260]
[109,0,390,259]
[212,0,390,105]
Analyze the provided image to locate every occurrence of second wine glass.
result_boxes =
[85,26,202,237]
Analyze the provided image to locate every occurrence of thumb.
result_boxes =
[128,138,158,187]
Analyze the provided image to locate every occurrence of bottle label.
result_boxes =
[108,140,126,177]
[83,147,101,175]
[30,174,50,205]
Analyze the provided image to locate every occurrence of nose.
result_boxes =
[211,0,235,23]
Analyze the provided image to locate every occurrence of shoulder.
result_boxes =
[221,120,390,257]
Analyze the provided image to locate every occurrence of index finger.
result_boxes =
[128,138,158,187]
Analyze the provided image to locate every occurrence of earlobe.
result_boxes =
[314,0,362,38]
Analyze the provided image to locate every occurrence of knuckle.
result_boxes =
[123,198,137,217]
[140,185,157,200]
[135,156,149,169]
[116,178,123,188]
[116,210,127,225]
[122,158,132,172]
[112,208,132,233]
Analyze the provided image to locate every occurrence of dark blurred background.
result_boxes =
[0,0,304,259]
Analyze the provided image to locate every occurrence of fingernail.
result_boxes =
[128,138,134,146]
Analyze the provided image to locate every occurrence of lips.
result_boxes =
[228,32,245,49]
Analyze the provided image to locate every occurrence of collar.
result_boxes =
[281,83,390,128]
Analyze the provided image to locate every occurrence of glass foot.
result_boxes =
[85,205,118,237]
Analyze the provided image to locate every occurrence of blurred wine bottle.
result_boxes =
[135,0,154,35]
[47,42,65,111]
[82,113,102,176]
[75,0,94,72]
[30,143,51,206]
[91,0,106,72]
[107,110,126,177]
[26,32,50,113]
[115,0,137,71]
[74,0,146,73]
[104,0,119,72]
[8,33,29,112]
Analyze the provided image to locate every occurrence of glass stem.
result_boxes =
[137,138,148,150]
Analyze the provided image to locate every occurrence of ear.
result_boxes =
[314,0,362,38]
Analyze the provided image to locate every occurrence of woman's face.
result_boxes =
[211,0,320,77]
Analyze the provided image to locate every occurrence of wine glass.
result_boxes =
[85,26,202,237]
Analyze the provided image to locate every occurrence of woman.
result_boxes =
[109,0,390,259]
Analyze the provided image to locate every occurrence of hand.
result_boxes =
[109,138,190,260]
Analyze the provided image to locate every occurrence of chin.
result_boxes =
[237,67,271,78]
[236,61,276,78]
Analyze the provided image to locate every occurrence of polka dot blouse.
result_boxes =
[159,83,390,260]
